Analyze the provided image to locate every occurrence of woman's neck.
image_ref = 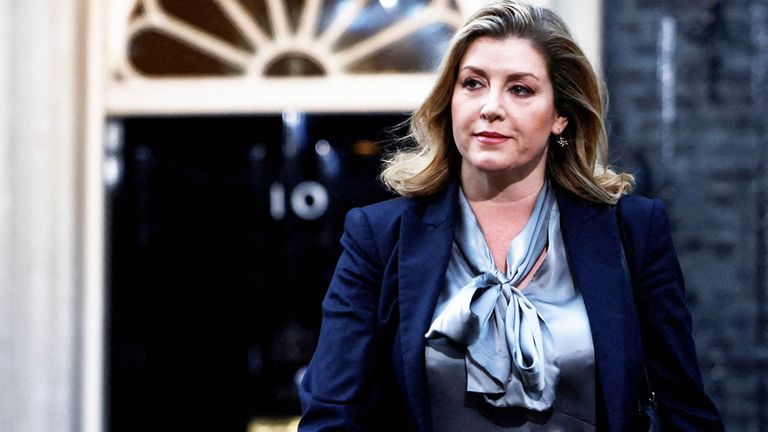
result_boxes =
[460,166,546,205]
[460,166,547,274]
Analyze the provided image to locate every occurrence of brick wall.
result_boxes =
[603,0,768,429]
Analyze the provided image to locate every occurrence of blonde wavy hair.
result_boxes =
[380,0,633,204]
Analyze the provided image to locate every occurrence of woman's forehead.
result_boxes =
[459,37,549,81]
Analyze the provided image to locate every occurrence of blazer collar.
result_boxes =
[396,181,632,432]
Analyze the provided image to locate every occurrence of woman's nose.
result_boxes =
[480,90,504,122]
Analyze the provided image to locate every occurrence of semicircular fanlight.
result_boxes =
[122,0,464,78]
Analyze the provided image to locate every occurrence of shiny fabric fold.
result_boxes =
[425,181,560,411]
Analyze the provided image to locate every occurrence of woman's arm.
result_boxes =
[624,198,725,431]
[299,208,387,431]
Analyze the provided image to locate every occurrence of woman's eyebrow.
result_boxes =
[506,72,541,82]
[459,65,541,82]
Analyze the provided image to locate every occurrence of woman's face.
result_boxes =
[451,36,568,183]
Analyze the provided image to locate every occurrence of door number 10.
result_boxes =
[269,181,329,221]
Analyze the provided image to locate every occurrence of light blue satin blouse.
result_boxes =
[425,183,597,431]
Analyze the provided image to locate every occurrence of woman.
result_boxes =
[299,1,724,430]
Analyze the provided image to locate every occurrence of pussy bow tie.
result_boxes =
[426,183,560,411]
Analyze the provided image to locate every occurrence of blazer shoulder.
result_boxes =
[616,193,674,279]
[342,196,414,261]
[347,196,412,236]
[617,192,657,213]
[357,196,413,222]
[616,192,665,228]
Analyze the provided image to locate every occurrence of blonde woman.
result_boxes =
[300,1,724,430]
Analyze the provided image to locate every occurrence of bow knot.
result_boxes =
[425,181,560,411]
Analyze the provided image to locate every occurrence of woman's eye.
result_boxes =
[462,78,482,89]
[511,85,533,96]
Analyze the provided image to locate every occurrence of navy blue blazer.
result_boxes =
[299,180,724,431]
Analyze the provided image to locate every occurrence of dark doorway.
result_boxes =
[107,113,407,431]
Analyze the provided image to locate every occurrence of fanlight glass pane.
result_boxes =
[346,22,454,73]
[130,31,244,76]
[328,0,430,50]
[235,0,275,39]
[160,0,254,50]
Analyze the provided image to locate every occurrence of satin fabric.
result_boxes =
[426,197,597,430]
[425,183,559,410]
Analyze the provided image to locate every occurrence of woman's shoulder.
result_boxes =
[351,185,451,225]
[340,196,420,262]
[617,192,658,210]
[616,193,674,262]
[342,196,415,245]
[350,195,413,225]
[555,183,661,223]
[616,192,666,226]
[358,195,414,216]
[344,188,451,248]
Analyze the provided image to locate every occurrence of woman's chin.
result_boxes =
[465,161,520,176]
[462,161,548,185]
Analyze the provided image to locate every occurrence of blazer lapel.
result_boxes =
[398,180,458,432]
[556,186,633,431]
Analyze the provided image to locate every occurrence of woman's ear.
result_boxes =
[552,115,569,134]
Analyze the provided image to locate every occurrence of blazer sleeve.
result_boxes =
[298,207,387,431]
[622,198,725,431]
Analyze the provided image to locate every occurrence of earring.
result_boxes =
[557,135,568,148]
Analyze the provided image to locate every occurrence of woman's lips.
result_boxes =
[474,131,510,145]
